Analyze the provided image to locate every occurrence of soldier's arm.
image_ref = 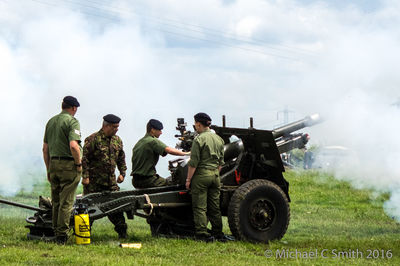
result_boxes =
[186,138,201,189]
[68,119,82,169]
[42,142,50,182]
[70,141,81,167]
[82,137,93,180]
[117,140,127,178]
[187,138,201,168]
[186,166,196,190]
[218,137,225,170]
[42,143,49,171]
[165,146,190,156]
[43,125,50,181]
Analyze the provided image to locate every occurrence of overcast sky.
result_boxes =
[1,0,400,219]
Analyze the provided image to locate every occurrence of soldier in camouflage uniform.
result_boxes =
[82,114,128,238]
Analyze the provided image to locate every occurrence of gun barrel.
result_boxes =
[0,198,44,212]
[272,113,321,139]
[276,134,309,154]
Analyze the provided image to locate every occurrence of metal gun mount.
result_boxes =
[174,118,197,152]
[1,113,322,243]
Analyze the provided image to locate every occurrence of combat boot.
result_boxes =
[118,231,128,239]
[115,224,128,239]
[55,235,68,244]
[195,234,215,243]
[214,234,235,242]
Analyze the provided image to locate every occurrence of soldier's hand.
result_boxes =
[81,177,89,185]
[117,175,124,183]
[185,180,191,190]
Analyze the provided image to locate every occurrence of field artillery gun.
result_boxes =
[0,114,321,243]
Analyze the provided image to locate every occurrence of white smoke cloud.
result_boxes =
[0,0,399,220]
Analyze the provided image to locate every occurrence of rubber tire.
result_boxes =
[228,179,290,243]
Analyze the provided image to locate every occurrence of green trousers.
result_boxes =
[191,169,223,237]
[132,174,168,189]
[49,159,81,237]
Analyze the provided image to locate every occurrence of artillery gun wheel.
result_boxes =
[228,179,290,243]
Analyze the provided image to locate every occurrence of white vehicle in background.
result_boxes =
[312,146,352,169]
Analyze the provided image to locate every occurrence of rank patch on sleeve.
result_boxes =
[74,129,81,136]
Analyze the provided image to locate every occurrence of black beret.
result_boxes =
[63,96,80,107]
[194,112,212,123]
[103,114,121,124]
[149,119,163,130]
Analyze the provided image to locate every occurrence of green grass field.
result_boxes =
[0,170,399,265]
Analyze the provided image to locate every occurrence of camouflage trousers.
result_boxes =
[49,159,81,237]
[83,182,120,195]
[132,174,169,189]
[83,183,127,235]
[191,169,223,237]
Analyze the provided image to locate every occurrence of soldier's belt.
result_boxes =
[197,168,219,173]
[132,174,153,180]
[51,156,74,161]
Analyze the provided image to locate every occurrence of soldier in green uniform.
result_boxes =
[131,119,189,189]
[43,96,82,244]
[185,113,227,242]
[81,114,128,238]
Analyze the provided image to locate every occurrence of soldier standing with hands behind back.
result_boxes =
[81,114,128,239]
[43,96,82,244]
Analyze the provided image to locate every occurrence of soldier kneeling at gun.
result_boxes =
[130,119,189,188]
